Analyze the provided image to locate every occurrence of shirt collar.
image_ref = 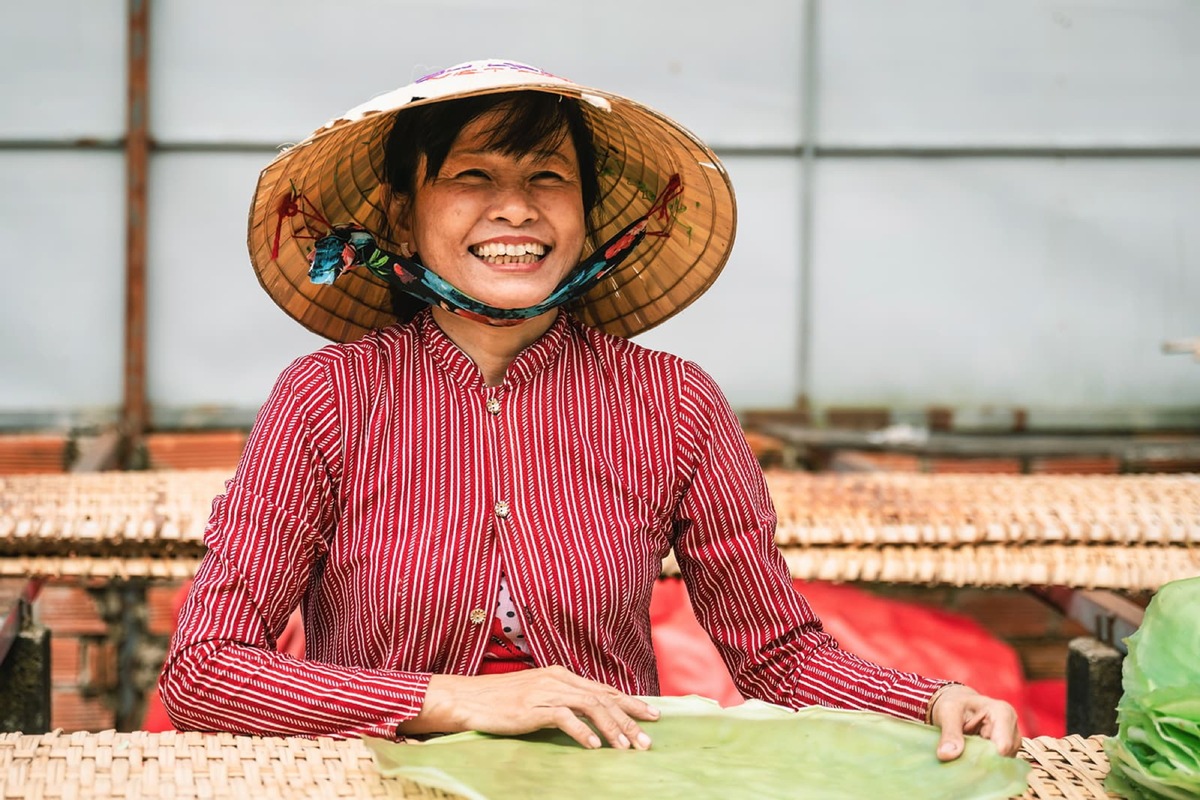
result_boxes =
[415,308,573,390]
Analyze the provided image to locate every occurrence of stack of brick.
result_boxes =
[831,450,1126,475]
[1,430,247,732]
[143,432,247,471]
[0,435,69,475]
[34,586,115,731]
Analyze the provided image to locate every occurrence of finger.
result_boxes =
[549,706,603,750]
[601,697,654,749]
[614,704,654,749]
[937,728,965,761]
[555,674,659,740]
[590,694,656,748]
[616,694,661,722]
[571,693,644,750]
[987,725,1019,757]
[989,713,1021,757]
[977,703,1020,757]
[615,712,652,750]
[934,700,967,762]
[964,709,988,734]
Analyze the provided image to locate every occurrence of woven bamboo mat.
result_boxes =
[0,730,415,799]
[2,470,1196,589]
[1020,736,1116,800]
[0,730,1117,800]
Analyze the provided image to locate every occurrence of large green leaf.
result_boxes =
[366,696,1028,800]
[1121,577,1200,694]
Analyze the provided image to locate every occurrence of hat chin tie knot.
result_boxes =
[303,174,683,327]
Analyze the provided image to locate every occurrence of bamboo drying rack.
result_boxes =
[1,470,1197,589]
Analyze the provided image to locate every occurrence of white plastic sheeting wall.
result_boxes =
[809,159,1199,422]
[1,0,127,426]
[2,0,1197,428]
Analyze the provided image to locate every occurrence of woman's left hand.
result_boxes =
[928,684,1020,761]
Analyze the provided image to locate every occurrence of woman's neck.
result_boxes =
[430,307,559,387]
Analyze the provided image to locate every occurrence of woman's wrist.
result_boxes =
[924,682,965,725]
[397,674,467,736]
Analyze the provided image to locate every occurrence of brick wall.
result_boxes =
[34,585,117,731]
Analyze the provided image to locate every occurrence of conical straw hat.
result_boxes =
[248,59,737,341]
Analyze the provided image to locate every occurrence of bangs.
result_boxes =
[451,93,575,167]
[383,91,599,214]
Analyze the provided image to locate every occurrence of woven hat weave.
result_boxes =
[248,59,737,341]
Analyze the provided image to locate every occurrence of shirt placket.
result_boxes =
[483,382,553,664]
[470,384,516,665]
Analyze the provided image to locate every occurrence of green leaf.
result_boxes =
[365,696,1029,800]
[1108,576,1200,799]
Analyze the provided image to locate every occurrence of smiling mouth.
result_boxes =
[469,242,549,265]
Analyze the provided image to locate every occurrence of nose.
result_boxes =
[488,184,538,226]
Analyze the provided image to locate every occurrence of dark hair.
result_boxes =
[380,92,601,322]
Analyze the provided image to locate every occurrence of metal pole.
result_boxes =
[796,0,819,419]
[122,0,150,466]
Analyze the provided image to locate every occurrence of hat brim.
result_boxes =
[248,77,736,341]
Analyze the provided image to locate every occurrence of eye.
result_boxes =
[451,168,490,181]
[531,170,567,183]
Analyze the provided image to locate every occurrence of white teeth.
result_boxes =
[471,242,546,258]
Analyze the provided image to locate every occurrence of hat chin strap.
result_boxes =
[312,226,634,328]
[306,174,682,327]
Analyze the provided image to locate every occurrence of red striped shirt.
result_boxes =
[158,309,945,739]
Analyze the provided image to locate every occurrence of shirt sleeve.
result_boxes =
[670,362,947,721]
[156,353,430,739]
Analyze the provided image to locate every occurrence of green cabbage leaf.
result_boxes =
[365,695,1028,800]
[1106,576,1200,799]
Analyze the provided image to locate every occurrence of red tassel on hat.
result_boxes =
[271,184,331,260]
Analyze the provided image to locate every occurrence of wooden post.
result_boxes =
[0,580,50,733]
[122,0,151,467]
[1066,636,1124,737]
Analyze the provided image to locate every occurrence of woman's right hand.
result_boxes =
[397,666,660,749]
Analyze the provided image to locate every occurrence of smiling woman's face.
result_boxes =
[399,109,587,312]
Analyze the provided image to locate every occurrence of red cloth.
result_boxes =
[650,578,1065,737]
[478,616,536,676]
[1024,679,1067,738]
[157,310,945,740]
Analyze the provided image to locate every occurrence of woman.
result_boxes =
[159,60,1018,760]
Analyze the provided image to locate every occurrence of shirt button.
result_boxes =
[486,398,501,415]
[494,500,510,519]
[469,609,486,625]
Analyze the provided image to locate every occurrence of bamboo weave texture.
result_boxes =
[0,730,1116,800]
